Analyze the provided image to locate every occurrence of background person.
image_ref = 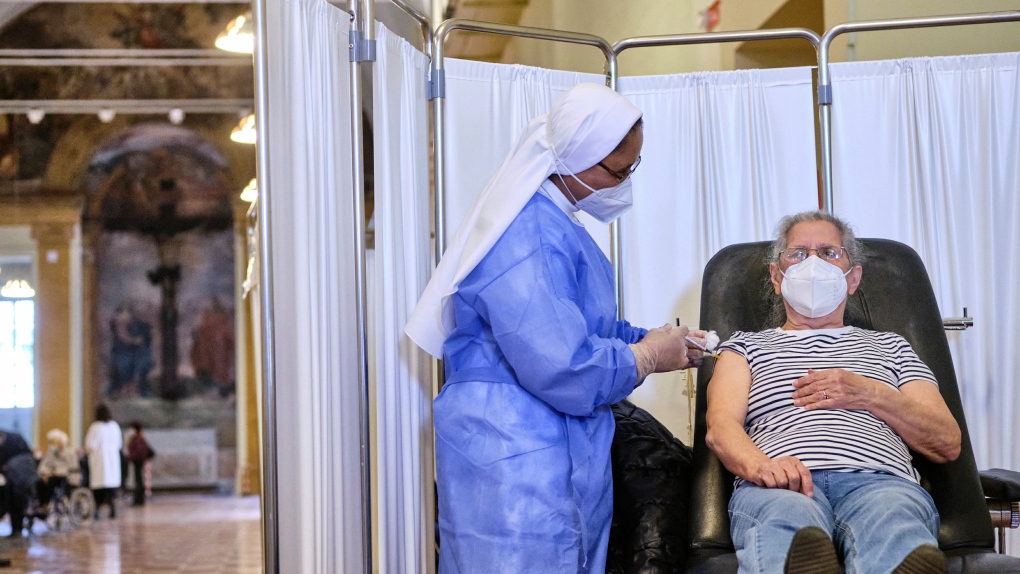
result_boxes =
[84,404,122,519]
[35,429,81,513]
[126,421,153,507]
[406,83,708,573]
[706,211,960,574]
[0,430,37,538]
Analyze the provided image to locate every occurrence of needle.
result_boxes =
[677,318,720,359]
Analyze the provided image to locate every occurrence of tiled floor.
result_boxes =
[0,494,262,573]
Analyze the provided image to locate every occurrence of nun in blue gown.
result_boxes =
[405,84,702,573]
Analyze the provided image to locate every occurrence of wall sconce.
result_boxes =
[231,113,256,144]
[240,178,258,202]
[27,109,45,124]
[98,109,116,123]
[215,12,254,54]
[1,280,35,299]
[168,108,186,125]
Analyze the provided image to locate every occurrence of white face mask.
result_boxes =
[780,255,852,319]
[554,155,634,224]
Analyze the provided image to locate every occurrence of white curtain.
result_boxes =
[618,69,819,438]
[444,60,614,254]
[371,23,435,574]
[442,63,818,438]
[830,53,1020,555]
[260,0,364,571]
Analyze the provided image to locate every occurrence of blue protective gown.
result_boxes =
[435,190,647,573]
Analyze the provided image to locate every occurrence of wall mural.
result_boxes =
[88,124,237,484]
[0,2,252,486]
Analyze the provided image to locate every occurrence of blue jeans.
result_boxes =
[729,470,939,574]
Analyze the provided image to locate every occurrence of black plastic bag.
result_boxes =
[606,400,693,574]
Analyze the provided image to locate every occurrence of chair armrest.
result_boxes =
[980,469,1020,502]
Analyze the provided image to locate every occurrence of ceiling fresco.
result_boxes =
[0,3,253,189]
[0,3,252,100]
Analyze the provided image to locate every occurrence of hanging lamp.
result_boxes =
[215,12,254,54]
[231,113,256,144]
[1,279,35,299]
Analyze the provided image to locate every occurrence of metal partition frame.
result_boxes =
[390,0,435,61]
[250,0,277,570]
[611,28,821,314]
[817,10,1020,213]
[348,0,374,572]
[253,0,375,571]
[432,20,619,304]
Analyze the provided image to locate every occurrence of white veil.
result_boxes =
[405,83,642,358]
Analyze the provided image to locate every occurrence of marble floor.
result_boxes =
[0,494,262,573]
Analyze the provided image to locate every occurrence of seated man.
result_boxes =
[706,211,961,574]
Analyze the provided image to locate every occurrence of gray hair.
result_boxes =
[769,210,864,265]
[764,211,865,327]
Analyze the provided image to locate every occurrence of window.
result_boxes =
[0,300,34,408]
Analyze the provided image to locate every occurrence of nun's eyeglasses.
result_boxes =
[598,156,641,182]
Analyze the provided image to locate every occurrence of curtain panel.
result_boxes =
[830,54,1020,557]
[262,0,364,570]
[371,23,435,574]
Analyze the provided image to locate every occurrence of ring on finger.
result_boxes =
[822,390,829,400]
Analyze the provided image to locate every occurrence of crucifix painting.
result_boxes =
[86,124,237,407]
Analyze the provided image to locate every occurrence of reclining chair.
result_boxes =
[688,239,1020,573]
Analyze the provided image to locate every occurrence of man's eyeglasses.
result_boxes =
[781,245,847,263]
[598,156,641,182]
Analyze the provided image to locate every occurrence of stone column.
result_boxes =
[31,222,75,447]
[80,221,102,439]
[235,204,262,495]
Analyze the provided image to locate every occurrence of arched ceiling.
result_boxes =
[0,1,253,193]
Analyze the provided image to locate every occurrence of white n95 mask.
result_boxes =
[554,159,634,224]
[780,255,852,318]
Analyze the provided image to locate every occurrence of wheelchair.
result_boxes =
[26,458,95,532]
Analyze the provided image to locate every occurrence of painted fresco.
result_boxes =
[88,124,237,477]
[96,230,235,401]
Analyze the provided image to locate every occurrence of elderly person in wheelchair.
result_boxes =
[35,429,82,516]
[705,211,961,574]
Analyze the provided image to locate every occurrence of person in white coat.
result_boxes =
[84,404,122,519]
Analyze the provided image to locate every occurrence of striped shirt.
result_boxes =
[718,326,938,485]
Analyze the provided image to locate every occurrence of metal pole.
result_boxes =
[611,27,821,309]
[250,0,278,571]
[349,1,374,572]
[0,57,250,66]
[0,48,249,57]
[0,0,243,3]
[613,27,820,53]
[817,10,1020,214]
[389,0,435,60]
[0,98,252,114]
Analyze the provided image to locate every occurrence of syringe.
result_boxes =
[676,318,721,359]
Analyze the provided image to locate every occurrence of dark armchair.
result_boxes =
[686,239,1020,573]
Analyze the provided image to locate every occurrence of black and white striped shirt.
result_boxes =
[718,327,938,485]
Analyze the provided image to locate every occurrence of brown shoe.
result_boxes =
[892,545,946,574]
[784,526,840,574]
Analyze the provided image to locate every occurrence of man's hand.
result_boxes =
[753,455,813,497]
[792,368,883,411]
